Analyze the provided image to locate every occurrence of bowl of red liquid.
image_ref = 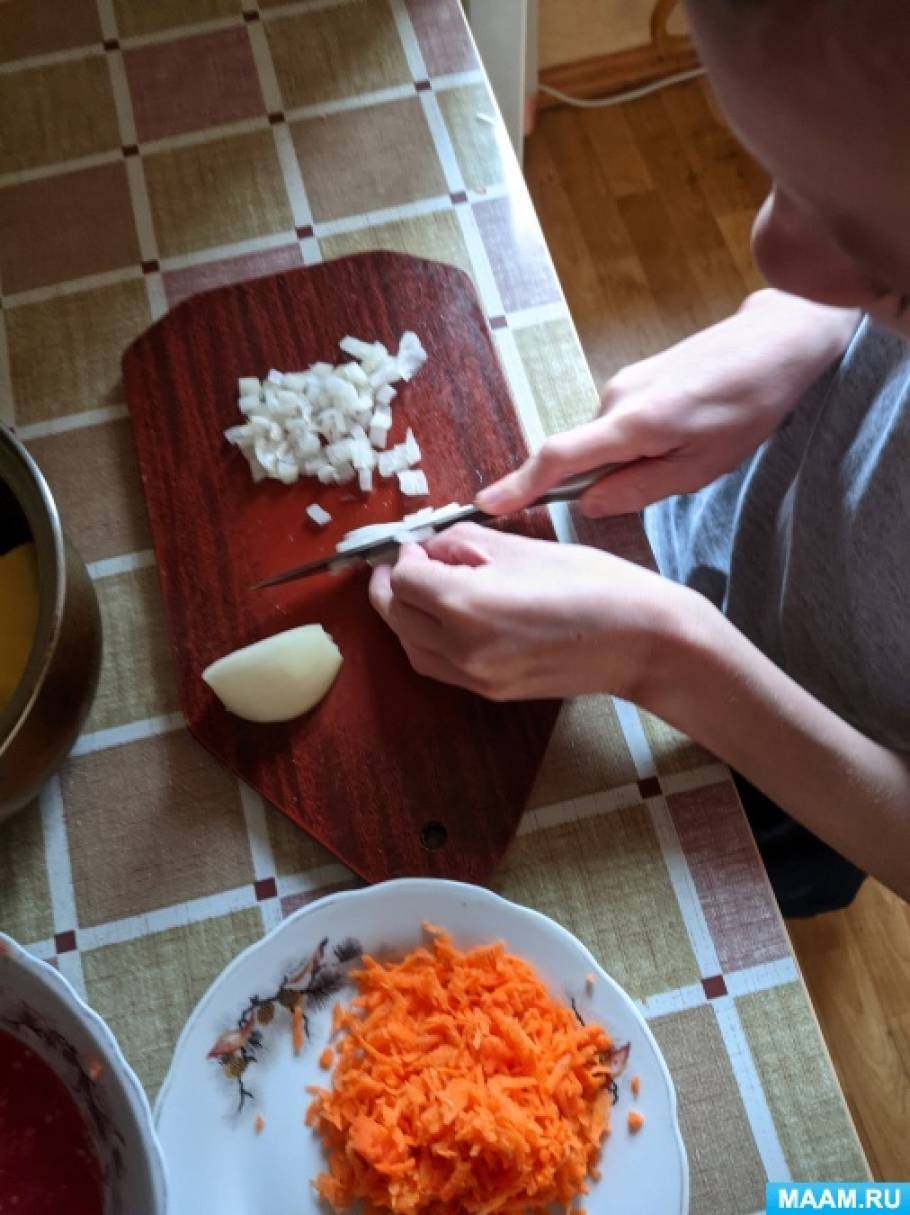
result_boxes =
[0,933,167,1214]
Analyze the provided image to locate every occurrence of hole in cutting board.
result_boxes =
[420,821,448,851]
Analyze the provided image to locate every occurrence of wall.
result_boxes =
[539,0,687,69]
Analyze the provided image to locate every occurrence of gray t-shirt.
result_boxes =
[644,317,910,753]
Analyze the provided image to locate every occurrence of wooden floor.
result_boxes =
[525,78,910,1181]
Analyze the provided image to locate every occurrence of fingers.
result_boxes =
[368,560,394,618]
[369,553,480,693]
[370,555,451,645]
[475,418,633,515]
[387,525,516,615]
[577,454,694,516]
[400,643,480,694]
[370,535,485,623]
[382,541,464,615]
[422,522,491,567]
[368,546,425,612]
[387,599,446,651]
[370,544,442,614]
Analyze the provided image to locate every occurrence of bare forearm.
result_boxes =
[643,590,910,901]
[738,288,861,371]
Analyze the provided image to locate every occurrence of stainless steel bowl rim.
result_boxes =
[0,426,67,750]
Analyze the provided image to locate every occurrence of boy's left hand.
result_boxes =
[368,523,688,703]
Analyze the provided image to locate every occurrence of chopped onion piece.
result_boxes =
[328,376,359,413]
[335,503,467,561]
[364,342,389,373]
[250,418,281,440]
[336,362,369,386]
[320,408,347,443]
[398,469,429,496]
[368,356,401,391]
[404,427,421,466]
[275,460,299,485]
[403,506,435,525]
[428,502,467,524]
[339,335,376,362]
[336,521,403,553]
[226,331,429,491]
[378,447,409,478]
[326,438,353,467]
[306,503,332,526]
[350,442,375,472]
[270,394,302,419]
[397,524,435,546]
[290,430,321,458]
[396,331,428,381]
[254,447,277,476]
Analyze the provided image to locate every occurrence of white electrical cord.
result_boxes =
[539,66,707,109]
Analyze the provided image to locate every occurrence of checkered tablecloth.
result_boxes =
[0,0,868,1208]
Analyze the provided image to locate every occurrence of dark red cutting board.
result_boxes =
[122,252,560,884]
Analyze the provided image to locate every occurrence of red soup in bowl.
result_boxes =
[0,1029,104,1213]
[0,934,167,1215]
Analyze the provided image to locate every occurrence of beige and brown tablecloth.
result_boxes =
[0,0,868,1209]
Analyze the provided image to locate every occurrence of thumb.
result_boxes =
[476,417,632,515]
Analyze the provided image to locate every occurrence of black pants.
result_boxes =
[733,773,866,919]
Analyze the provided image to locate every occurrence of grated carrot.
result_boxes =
[630,1074,641,1098]
[306,927,616,1214]
[254,1113,266,1135]
[293,1005,304,1057]
[627,1110,644,1133]
[319,1046,334,1070]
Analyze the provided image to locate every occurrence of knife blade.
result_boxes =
[252,464,618,590]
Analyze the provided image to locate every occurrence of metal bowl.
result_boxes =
[0,426,102,819]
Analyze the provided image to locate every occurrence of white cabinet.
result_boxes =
[463,0,538,163]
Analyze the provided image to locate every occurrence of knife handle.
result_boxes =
[428,463,623,536]
[531,462,620,506]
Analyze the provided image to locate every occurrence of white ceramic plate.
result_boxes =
[155,879,688,1214]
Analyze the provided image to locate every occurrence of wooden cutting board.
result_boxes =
[122,252,560,884]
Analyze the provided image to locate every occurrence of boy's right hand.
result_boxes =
[477,290,860,518]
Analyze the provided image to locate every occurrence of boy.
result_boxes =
[370,0,910,915]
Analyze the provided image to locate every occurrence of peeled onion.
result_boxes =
[202,625,342,723]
